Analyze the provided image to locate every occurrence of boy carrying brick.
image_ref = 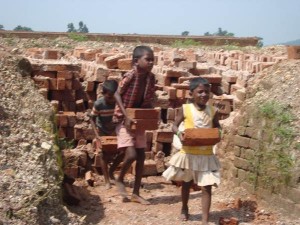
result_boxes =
[91,79,124,188]
[113,46,156,205]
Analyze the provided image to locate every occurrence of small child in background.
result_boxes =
[91,79,124,185]
[163,77,221,224]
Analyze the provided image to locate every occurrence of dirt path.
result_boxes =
[65,174,299,225]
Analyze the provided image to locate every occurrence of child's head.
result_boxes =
[132,46,154,73]
[189,77,210,106]
[102,79,118,105]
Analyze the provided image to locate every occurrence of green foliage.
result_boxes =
[13,25,33,31]
[68,32,88,42]
[67,21,89,33]
[0,24,4,30]
[171,39,201,48]
[181,31,189,36]
[204,27,234,36]
[249,101,296,192]
[256,37,264,48]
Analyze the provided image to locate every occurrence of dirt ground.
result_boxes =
[65,173,298,225]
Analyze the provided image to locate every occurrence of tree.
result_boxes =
[13,25,33,31]
[204,27,234,36]
[181,31,189,36]
[0,24,4,30]
[67,23,76,32]
[67,21,89,33]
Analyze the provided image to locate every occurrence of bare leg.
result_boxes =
[115,146,136,199]
[130,148,150,205]
[201,185,212,225]
[181,181,192,221]
[108,151,125,180]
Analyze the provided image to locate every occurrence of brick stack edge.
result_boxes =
[26,46,289,178]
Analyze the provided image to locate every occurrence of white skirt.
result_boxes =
[162,152,221,186]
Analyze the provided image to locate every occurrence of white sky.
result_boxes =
[1,0,300,45]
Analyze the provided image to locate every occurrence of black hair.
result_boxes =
[102,79,118,94]
[189,77,210,91]
[132,45,153,63]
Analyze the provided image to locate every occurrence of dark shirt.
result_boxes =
[93,97,116,135]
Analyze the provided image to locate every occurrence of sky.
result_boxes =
[1,0,300,46]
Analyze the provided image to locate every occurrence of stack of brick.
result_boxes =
[25,48,62,60]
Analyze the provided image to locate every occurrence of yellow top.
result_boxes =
[180,103,215,155]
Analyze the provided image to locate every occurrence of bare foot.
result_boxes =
[115,180,127,198]
[105,182,111,190]
[180,208,189,221]
[130,194,150,205]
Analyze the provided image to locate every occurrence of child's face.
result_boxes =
[103,92,115,105]
[135,51,154,73]
[191,84,210,106]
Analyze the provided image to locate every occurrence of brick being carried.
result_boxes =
[126,108,160,120]
[182,128,220,146]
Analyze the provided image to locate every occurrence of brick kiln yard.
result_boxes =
[0,36,300,225]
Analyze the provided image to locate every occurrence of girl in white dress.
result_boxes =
[163,77,221,224]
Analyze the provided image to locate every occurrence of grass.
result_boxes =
[68,32,88,42]
[249,101,296,192]
[171,39,202,48]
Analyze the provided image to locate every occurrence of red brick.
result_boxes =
[48,78,57,90]
[156,131,173,143]
[65,80,73,90]
[126,108,160,119]
[60,90,76,101]
[85,81,94,92]
[223,74,237,83]
[209,99,232,115]
[33,76,49,89]
[66,127,74,139]
[95,53,114,64]
[72,79,82,90]
[100,136,118,153]
[171,83,189,90]
[104,54,126,69]
[131,119,159,131]
[43,50,59,59]
[167,108,175,120]
[117,58,132,70]
[182,128,220,146]
[165,69,189,78]
[58,126,67,138]
[40,64,80,72]
[57,71,74,80]
[178,61,196,69]
[33,71,57,79]
[57,78,66,90]
[56,113,68,127]
[76,99,86,112]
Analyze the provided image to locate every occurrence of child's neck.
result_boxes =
[193,102,206,110]
[135,66,148,75]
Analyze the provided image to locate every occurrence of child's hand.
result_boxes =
[124,117,136,130]
[177,131,184,142]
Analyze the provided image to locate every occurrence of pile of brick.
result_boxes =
[26,46,288,180]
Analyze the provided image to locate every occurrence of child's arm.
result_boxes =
[114,90,135,130]
[172,107,184,141]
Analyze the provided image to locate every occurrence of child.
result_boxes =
[162,77,221,224]
[91,79,124,187]
[113,45,156,205]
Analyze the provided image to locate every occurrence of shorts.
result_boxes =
[115,123,147,149]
